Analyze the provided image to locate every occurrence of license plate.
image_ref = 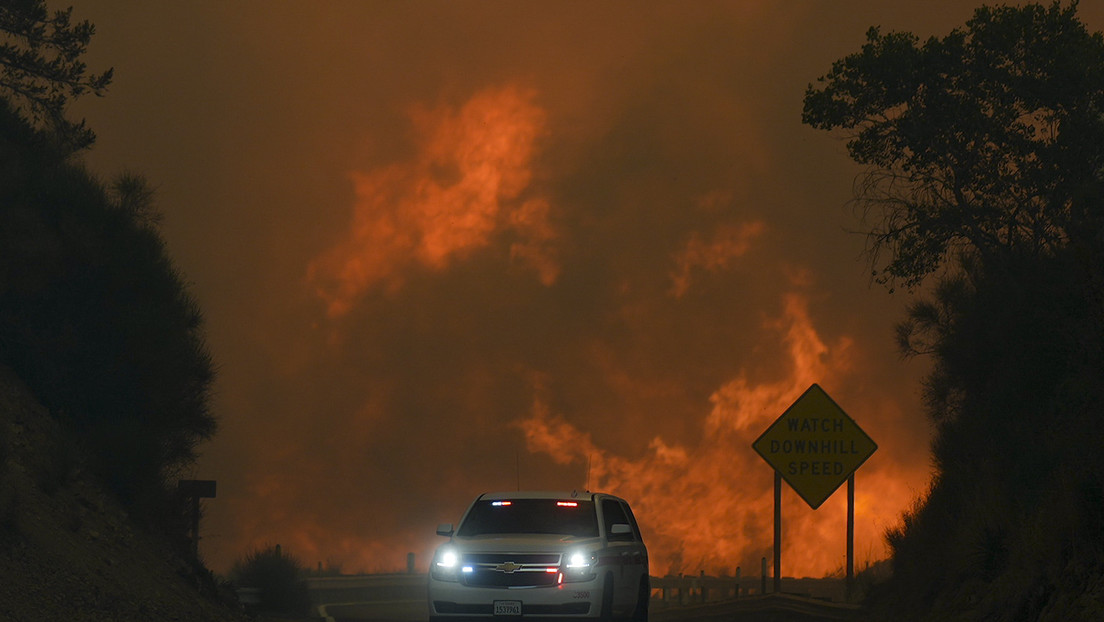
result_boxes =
[493,600,522,616]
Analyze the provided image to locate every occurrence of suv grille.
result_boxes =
[460,553,562,588]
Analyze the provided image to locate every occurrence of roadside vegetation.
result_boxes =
[230,544,313,617]
[0,0,216,559]
[803,2,1104,620]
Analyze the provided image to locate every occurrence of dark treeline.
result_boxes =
[805,2,1104,620]
[0,2,215,547]
[886,243,1104,620]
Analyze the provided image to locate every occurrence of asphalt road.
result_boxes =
[651,594,863,622]
[308,575,864,622]
[309,574,426,621]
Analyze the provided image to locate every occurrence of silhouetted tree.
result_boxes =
[0,2,217,536]
[0,0,112,151]
[876,242,1104,621]
[803,1,1104,290]
[805,3,1104,620]
[0,96,216,529]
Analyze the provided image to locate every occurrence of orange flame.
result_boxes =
[517,293,910,577]
[307,85,556,316]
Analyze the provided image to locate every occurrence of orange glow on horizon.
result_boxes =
[218,80,930,581]
[222,293,923,579]
[517,293,909,578]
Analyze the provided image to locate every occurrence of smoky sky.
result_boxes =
[69,1,1104,576]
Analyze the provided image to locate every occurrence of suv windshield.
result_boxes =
[457,499,599,538]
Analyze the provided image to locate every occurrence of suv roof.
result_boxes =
[477,490,598,502]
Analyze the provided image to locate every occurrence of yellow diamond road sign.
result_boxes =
[753,384,876,509]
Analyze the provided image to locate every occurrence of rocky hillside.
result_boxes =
[0,365,247,621]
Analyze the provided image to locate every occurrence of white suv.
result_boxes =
[428,490,649,622]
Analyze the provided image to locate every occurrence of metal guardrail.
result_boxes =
[650,574,742,605]
[235,586,261,608]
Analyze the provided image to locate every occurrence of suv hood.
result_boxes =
[452,534,601,552]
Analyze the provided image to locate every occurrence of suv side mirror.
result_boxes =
[436,523,454,537]
[609,523,632,539]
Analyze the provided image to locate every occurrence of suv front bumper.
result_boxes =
[428,574,603,619]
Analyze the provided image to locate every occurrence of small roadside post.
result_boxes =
[752,384,876,598]
[178,479,217,558]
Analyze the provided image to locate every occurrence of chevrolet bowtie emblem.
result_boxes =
[495,561,522,573]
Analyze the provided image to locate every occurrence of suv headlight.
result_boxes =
[431,547,462,581]
[562,549,597,582]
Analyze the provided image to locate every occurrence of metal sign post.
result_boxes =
[753,384,876,596]
[847,473,855,597]
[773,471,781,593]
[178,479,217,558]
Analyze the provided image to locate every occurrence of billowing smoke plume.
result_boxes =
[72,3,963,577]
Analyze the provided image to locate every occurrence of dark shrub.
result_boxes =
[230,545,313,616]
